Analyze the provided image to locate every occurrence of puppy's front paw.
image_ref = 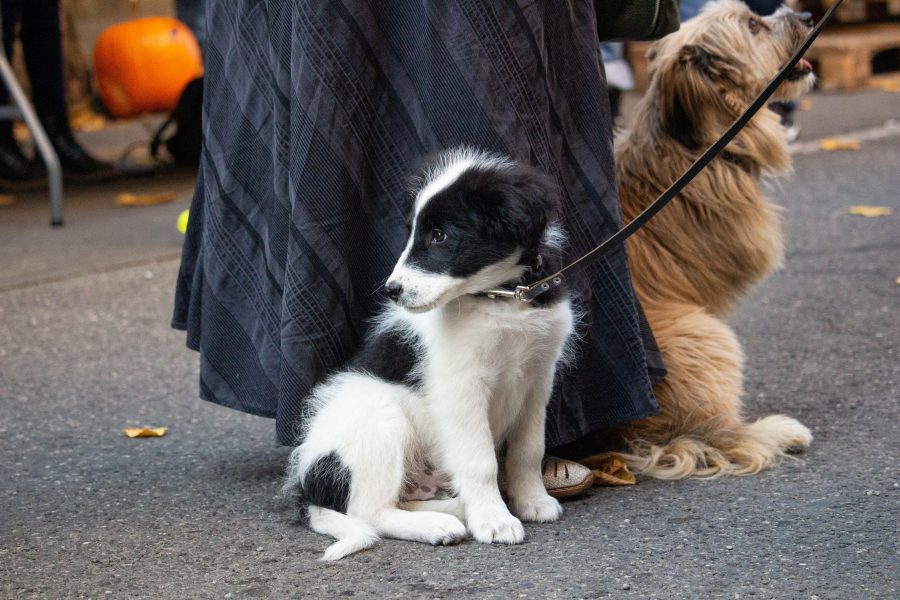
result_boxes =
[467,507,525,545]
[510,493,563,523]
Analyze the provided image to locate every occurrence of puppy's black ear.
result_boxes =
[491,164,560,249]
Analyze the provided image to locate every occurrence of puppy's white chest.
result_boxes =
[422,299,572,443]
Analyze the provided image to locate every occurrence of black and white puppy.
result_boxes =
[284,148,575,560]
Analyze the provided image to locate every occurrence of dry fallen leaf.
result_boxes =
[12,122,29,142]
[819,138,860,151]
[578,453,637,486]
[69,104,108,132]
[115,192,177,206]
[895,277,900,286]
[0,194,16,206]
[848,205,892,217]
[798,98,814,111]
[122,427,168,438]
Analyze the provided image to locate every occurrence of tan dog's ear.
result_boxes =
[659,45,743,150]
[680,45,713,70]
[657,45,713,150]
[680,45,741,85]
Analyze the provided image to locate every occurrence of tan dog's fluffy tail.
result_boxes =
[615,415,813,480]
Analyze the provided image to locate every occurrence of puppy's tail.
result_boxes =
[308,506,379,561]
[616,415,813,480]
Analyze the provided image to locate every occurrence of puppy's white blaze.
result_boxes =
[414,147,515,212]
[415,158,476,213]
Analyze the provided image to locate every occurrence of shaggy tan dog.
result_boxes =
[614,0,815,478]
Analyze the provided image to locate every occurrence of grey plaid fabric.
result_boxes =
[173,0,665,450]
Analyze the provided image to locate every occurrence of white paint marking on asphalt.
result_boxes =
[789,119,900,155]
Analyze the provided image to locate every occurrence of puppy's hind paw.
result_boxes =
[510,493,563,523]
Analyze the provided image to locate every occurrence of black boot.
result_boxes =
[0,121,40,181]
[40,112,112,175]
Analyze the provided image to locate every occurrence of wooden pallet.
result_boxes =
[625,23,900,92]
[805,23,900,90]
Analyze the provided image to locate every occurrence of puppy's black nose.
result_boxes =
[385,281,403,302]
[795,11,814,27]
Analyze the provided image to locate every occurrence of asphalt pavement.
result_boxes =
[1,91,898,599]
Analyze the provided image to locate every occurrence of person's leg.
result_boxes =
[770,100,800,142]
[19,0,106,173]
[1,0,20,65]
[0,0,40,181]
[18,0,64,119]
[601,43,633,122]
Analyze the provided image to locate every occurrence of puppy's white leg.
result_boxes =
[400,498,466,522]
[371,508,466,546]
[505,368,562,523]
[429,383,525,545]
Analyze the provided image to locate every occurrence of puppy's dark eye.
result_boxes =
[748,17,761,34]
[430,228,447,244]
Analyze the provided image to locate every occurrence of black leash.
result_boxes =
[484,0,843,303]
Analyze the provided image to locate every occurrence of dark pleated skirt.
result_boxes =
[173,0,665,450]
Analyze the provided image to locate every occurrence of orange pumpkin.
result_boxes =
[93,17,203,118]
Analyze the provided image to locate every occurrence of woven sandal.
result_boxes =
[542,455,594,499]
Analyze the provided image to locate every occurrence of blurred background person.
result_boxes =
[601,42,635,122]
[0,0,107,182]
[175,0,205,53]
